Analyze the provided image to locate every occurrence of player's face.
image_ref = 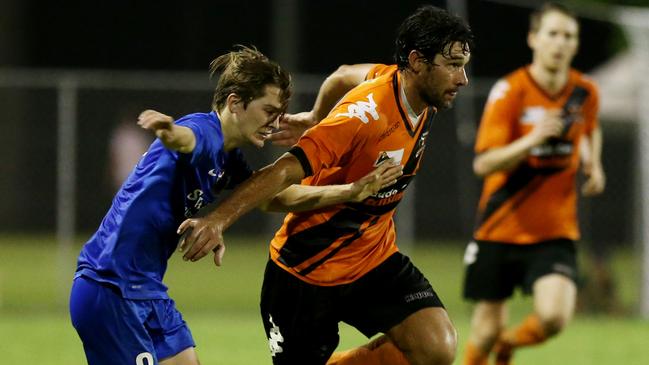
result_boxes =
[419,42,470,110]
[529,11,579,72]
[238,85,284,148]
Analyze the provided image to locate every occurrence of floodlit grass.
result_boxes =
[0,235,647,364]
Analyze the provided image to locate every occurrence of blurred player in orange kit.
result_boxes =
[176,5,474,365]
[462,3,605,365]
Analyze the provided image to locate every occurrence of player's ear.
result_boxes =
[226,93,244,114]
[527,31,536,50]
[408,50,426,74]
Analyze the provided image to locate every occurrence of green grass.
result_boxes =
[0,235,647,364]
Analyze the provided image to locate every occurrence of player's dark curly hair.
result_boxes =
[394,5,474,70]
[209,45,292,112]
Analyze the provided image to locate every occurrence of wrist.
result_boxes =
[345,182,360,201]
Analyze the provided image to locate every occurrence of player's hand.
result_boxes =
[137,110,174,139]
[268,111,318,146]
[349,159,403,202]
[529,109,564,146]
[581,161,606,197]
[177,218,226,267]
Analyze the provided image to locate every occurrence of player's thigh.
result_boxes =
[386,307,457,365]
[148,298,197,364]
[260,260,339,365]
[341,252,444,338]
[70,276,156,365]
[463,241,519,301]
[533,273,577,328]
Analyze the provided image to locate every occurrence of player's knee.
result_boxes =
[472,322,502,348]
[538,313,569,337]
[410,325,457,365]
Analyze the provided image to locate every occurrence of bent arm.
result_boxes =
[473,110,564,177]
[473,133,540,177]
[312,64,376,122]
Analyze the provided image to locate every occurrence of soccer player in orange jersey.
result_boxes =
[176,6,473,365]
[462,3,605,365]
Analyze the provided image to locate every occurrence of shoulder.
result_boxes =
[486,68,526,104]
[366,64,398,80]
[176,111,214,124]
[570,69,599,95]
[330,81,392,127]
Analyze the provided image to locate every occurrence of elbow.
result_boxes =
[331,64,357,87]
[472,157,489,178]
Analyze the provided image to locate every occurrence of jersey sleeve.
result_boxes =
[294,104,368,178]
[176,116,222,167]
[475,78,520,153]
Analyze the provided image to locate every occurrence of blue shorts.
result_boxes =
[69,276,195,365]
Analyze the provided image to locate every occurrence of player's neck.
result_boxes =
[529,62,569,96]
[400,70,426,115]
[216,109,239,152]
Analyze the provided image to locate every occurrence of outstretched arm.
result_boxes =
[269,64,376,146]
[177,153,306,266]
[261,160,402,212]
[137,110,196,153]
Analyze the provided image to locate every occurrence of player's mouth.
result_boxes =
[256,128,274,139]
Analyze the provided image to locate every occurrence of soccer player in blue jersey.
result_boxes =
[69,46,402,365]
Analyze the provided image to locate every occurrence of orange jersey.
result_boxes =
[365,64,398,80]
[474,66,599,244]
[271,65,435,285]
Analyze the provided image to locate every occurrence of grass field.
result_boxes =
[0,235,647,364]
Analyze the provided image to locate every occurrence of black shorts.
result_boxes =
[463,239,578,301]
[260,252,444,365]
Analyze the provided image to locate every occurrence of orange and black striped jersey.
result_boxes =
[474,66,599,244]
[272,64,435,286]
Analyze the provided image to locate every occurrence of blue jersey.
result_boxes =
[75,111,252,299]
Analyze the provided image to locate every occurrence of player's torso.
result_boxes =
[476,68,595,244]
[76,113,248,299]
[272,70,435,285]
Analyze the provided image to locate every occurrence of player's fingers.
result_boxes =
[268,130,292,143]
[182,225,205,261]
[213,244,226,267]
[138,109,154,120]
[581,179,595,196]
[383,164,403,179]
[177,219,193,235]
[189,233,213,262]
[178,235,186,252]
[189,228,213,261]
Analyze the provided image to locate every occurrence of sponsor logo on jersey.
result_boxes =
[336,93,379,124]
[374,149,404,166]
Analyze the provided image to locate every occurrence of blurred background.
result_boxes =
[0,0,648,363]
